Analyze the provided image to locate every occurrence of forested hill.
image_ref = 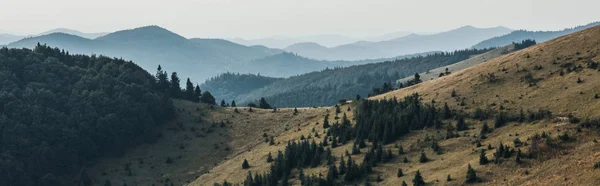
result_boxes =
[229,48,493,107]
[0,45,203,186]
[472,22,600,49]
[200,72,282,103]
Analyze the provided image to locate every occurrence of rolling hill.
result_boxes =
[473,22,600,49]
[223,48,493,107]
[284,26,513,60]
[397,44,518,84]
[7,26,289,82]
[189,24,600,186]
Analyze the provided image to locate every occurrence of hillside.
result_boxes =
[375,25,600,118]
[397,44,517,84]
[85,100,329,186]
[191,25,600,186]
[473,22,600,49]
[200,73,283,103]
[233,48,492,107]
[284,26,512,60]
[0,45,174,186]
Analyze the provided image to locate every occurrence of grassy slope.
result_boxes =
[376,25,600,119]
[194,26,600,185]
[90,25,600,186]
[86,100,330,186]
[397,45,514,84]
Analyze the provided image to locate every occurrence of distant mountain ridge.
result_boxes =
[8,25,415,82]
[0,28,107,45]
[473,22,600,49]
[283,26,513,60]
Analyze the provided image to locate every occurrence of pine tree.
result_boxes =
[479,150,488,165]
[403,156,409,163]
[185,78,194,101]
[258,97,272,109]
[243,171,253,186]
[242,159,250,169]
[397,168,403,177]
[339,155,346,175]
[398,145,405,155]
[480,122,490,136]
[155,65,169,93]
[200,91,216,105]
[447,174,452,181]
[443,102,452,119]
[456,116,468,131]
[193,85,201,102]
[419,152,428,163]
[412,170,425,186]
[401,181,408,186]
[294,107,298,115]
[169,72,181,98]
[465,164,477,183]
[231,100,236,107]
[220,99,227,107]
[323,114,330,129]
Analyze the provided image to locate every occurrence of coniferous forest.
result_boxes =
[0,45,210,186]
[204,48,493,108]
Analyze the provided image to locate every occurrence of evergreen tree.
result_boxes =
[294,107,298,115]
[447,175,452,181]
[323,114,330,129]
[479,150,488,165]
[185,78,194,101]
[155,65,169,93]
[443,102,452,119]
[456,116,468,131]
[401,181,408,186]
[398,145,405,155]
[242,159,250,169]
[412,170,425,186]
[200,91,216,105]
[465,164,477,183]
[480,122,490,136]
[220,99,227,107]
[397,168,404,177]
[193,85,201,102]
[169,72,181,98]
[419,152,428,163]
[231,100,236,107]
[258,97,272,109]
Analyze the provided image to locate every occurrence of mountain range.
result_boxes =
[0,28,107,45]
[472,22,600,49]
[5,26,427,82]
[282,26,513,60]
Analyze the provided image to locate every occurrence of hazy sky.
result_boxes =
[1,0,598,38]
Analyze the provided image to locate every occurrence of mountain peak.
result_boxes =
[96,25,186,43]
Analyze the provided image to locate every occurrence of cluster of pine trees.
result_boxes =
[0,45,179,186]
[0,44,223,186]
[154,65,216,105]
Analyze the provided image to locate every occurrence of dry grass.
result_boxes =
[375,25,600,119]
[192,25,600,185]
[191,104,355,185]
[398,44,515,84]
[86,100,334,186]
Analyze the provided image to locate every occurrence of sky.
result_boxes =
[0,0,598,39]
